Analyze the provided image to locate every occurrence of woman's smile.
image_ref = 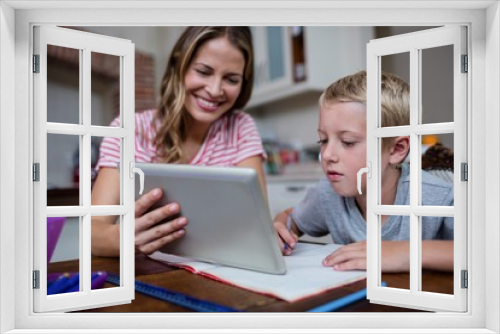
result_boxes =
[193,94,225,113]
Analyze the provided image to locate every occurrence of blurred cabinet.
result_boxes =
[251,27,292,96]
[267,177,332,244]
[248,26,375,108]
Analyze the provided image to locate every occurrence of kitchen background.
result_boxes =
[47,26,453,261]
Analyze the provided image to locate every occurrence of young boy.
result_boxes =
[273,71,454,273]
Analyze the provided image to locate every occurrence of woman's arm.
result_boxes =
[90,168,122,256]
[91,167,189,257]
[236,155,268,201]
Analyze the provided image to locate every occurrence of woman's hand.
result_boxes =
[134,188,188,255]
[322,241,410,273]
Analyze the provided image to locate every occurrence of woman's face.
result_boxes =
[184,37,245,125]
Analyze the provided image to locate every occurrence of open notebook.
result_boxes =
[149,243,367,302]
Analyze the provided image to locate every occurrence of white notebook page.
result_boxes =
[149,243,366,302]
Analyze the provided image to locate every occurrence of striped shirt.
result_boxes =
[96,109,266,170]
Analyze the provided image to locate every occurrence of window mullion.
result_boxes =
[81,47,92,294]
[122,52,135,291]
[366,46,380,296]
[89,126,129,138]
[373,205,454,217]
[410,213,419,293]
[409,47,420,294]
[412,123,454,135]
[373,123,454,138]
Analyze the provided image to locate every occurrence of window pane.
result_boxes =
[47,216,81,295]
[420,215,454,295]
[421,133,454,206]
[378,137,410,206]
[91,215,120,291]
[47,133,80,206]
[92,137,122,205]
[91,52,120,127]
[421,45,454,124]
[47,45,80,124]
[380,215,410,291]
[380,52,410,128]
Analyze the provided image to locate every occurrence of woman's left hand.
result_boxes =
[322,241,410,273]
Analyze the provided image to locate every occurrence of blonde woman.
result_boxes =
[91,27,266,257]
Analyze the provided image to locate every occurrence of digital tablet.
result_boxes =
[135,163,286,275]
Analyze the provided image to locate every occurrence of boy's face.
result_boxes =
[318,101,367,197]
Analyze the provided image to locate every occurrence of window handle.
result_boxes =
[129,162,144,195]
[357,162,371,195]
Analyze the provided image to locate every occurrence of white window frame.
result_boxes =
[1,1,498,333]
[365,26,468,312]
[32,25,136,313]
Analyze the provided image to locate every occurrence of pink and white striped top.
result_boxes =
[96,109,266,170]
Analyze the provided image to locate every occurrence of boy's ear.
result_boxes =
[389,136,410,165]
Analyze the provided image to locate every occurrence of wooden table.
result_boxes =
[48,253,454,313]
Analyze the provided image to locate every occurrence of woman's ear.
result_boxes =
[389,136,410,164]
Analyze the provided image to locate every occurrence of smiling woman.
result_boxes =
[90,26,268,258]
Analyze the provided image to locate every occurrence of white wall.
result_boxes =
[0,2,16,332]
[485,3,500,332]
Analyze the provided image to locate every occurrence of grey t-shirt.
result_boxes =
[293,163,454,244]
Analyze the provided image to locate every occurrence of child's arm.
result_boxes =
[322,240,453,273]
[273,208,301,255]
[421,240,454,271]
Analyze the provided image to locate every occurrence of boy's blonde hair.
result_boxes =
[319,70,410,149]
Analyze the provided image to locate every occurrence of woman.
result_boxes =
[91,27,267,257]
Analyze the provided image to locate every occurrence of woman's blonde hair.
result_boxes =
[319,70,410,149]
[155,26,254,163]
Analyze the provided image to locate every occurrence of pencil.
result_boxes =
[283,214,292,251]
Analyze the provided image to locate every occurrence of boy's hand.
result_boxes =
[273,219,299,256]
[322,241,410,273]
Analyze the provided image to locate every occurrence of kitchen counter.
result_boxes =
[266,161,324,183]
[267,173,324,183]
